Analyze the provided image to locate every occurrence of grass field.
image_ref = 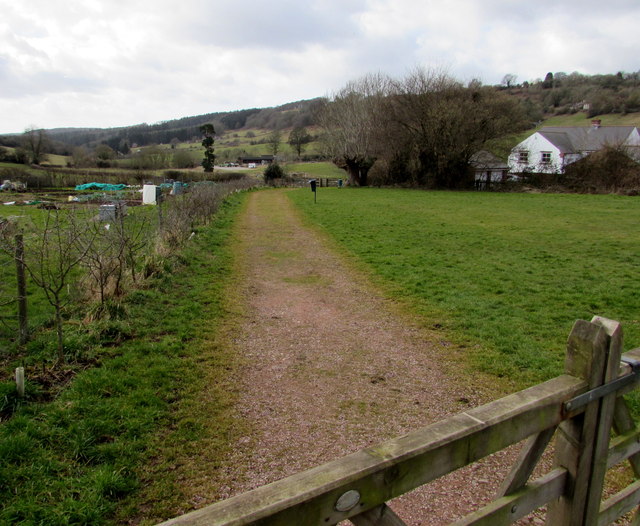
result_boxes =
[285,161,345,178]
[288,188,640,393]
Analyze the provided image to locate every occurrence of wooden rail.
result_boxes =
[158,316,640,526]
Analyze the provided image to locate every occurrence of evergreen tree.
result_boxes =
[200,123,216,172]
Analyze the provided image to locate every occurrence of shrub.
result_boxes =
[563,146,640,193]
[263,162,285,182]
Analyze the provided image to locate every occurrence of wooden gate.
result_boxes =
[158,316,640,525]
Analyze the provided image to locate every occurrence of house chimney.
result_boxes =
[591,119,602,129]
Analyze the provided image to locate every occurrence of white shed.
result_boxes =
[142,184,161,205]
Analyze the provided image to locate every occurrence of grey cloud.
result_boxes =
[0,64,102,99]
[174,0,366,50]
[480,0,639,20]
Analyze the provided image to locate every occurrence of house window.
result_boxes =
[518,151,529,164]
[541,152,552,164]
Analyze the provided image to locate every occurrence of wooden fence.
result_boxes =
[158,316,640,526]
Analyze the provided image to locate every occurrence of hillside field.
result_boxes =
[288,188,640,400]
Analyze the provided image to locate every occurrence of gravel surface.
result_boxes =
[211,190,544,525]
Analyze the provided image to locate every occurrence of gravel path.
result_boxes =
[217,190,526,525]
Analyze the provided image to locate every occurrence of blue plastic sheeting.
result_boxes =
[75,183,128,191]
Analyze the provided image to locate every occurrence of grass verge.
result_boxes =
[0,192,248,524]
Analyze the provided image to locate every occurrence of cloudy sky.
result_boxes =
[1,0,638,134]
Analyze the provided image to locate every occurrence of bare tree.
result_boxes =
[21,209,95,364]
[266,130,282,157]
[390,67,528,188]
[288,126,311,159]
[22,126,49,165]
[80,222,124,305]
[318,73,391,186]
[0,222,28,343]
[502,73,518,89]
[114,212,149,286]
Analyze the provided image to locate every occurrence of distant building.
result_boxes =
[470,150,510,189]
[238,155,274,167]
[508,121,640,174]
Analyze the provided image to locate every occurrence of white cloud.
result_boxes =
[1,0,639,133]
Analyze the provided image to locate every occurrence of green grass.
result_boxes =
[42,154,69,166]
[285,162,345,179]
[288,188,640,389]
[0,193,247,523]
[542,112,640,127]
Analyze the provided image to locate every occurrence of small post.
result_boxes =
[15,234,28,345]
[310,179,317,203]
[15,367,24,397]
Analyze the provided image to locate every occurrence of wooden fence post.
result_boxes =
[15,234,28,345]
[583,316,623,525]
[546,319,609,526]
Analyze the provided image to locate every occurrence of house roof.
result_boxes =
[537,126,638,153]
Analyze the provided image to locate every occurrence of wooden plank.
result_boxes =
[607,423,640,469]
[598,479,640,526]
[350,504,407,526]
[157,375,585,526]
[613,398,640,477]
[547,319,609,526]
[497,426,556,497]
[610,393,640,524]
[585,317,623,526]
[452,468,567,526]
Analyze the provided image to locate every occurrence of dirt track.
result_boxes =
[203,189,525,525]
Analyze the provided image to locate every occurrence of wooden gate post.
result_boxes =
[546,319,609,526]
[583,317,623,525]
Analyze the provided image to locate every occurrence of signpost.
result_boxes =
[310,179,317,203]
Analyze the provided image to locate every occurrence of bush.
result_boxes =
[563,146,640,193]
[172,150,198,169]
[0,166,31,182]
[263,162,285,182]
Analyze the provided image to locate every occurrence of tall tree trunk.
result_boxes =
[340,158,372,186]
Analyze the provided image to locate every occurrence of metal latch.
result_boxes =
[563,358,640,413]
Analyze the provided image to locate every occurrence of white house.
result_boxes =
[508,120,640,174]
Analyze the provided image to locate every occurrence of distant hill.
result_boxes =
[0,98,324,155]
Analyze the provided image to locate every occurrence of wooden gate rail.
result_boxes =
[158,317,640,526]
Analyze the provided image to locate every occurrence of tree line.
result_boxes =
[319,68,530,188]
[3,69,640,178]
[0,101,322,155]
[505,70,640,118]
